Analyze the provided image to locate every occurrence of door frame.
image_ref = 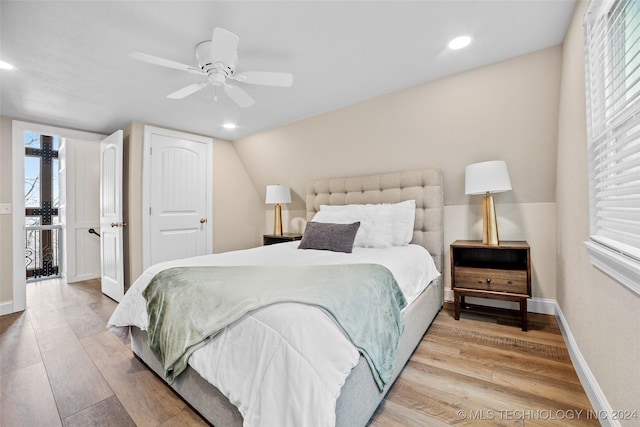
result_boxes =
[141,125,213,271]
[9,120,105,314]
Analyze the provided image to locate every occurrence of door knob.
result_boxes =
[110,222,127,228]
[199,218,207,224]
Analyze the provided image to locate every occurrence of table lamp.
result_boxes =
[266,184,291,236]
[465,160,512,245]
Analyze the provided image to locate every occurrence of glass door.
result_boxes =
[24,132,62,281]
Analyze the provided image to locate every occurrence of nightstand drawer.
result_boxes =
[454,267,528,294]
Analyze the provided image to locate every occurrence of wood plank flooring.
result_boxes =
[0,279,597,426]
[370,306,598,426]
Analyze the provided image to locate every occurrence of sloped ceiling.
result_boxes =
[0,1,575,140]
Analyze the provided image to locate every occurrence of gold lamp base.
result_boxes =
[482,192,500,245]
[273,203,283,235]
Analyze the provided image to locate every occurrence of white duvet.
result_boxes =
[108,242,440,427]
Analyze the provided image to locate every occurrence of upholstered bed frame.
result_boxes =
[130,168,444,426]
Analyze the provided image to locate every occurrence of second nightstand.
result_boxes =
[263,233,303,246]
[450,240,531,331]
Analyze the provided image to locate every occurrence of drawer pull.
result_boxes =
[486,278,491,284]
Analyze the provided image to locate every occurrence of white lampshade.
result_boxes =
[465,160,512,195]
[265,185,291,204]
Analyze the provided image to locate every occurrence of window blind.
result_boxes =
[585,0,640,261]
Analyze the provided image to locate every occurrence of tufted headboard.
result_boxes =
[305,169,444,273]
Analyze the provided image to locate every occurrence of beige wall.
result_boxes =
[0,116,13,307]
[556,0,640,419]
[211,137,263,252]
[235,46,562,298]
[235,46,561,210]
[122,122,143,289]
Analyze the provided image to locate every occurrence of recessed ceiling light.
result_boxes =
[223,123,237,129]
[0,60,15,70]
[448,36,472,50]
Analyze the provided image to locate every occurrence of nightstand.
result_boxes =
[450,240,531,331]
[263,233,303,246]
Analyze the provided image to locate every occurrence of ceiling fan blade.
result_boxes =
[234,71,293,87]
[211,28,239,66]
[167,82,208,99]
[129,52,204,75]
[224,84,255,108]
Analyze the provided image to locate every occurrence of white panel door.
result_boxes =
[66,140,101,283]
[100,130,124,301]
[146,127,211,267]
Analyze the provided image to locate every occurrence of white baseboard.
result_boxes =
[67,273,100,284]
[554,302,620,427]
[0,300,15,316]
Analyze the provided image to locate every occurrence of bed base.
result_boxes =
[130,277,442,427]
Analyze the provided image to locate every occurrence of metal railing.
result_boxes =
[25,224,63,281]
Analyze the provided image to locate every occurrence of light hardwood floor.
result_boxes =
[1,278,597,426]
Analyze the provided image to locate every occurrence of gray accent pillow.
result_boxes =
[298,221,361,253]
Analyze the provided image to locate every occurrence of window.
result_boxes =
[24,132,61,280]
[584,0,640,294]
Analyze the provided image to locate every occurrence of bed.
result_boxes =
[108,168,444,427]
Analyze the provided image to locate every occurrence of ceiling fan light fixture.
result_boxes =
[209,72,226,86]
[448,35,472,50]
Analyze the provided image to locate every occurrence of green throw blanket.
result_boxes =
[142,264,406,390]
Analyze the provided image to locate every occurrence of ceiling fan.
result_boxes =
[129,27,293,108]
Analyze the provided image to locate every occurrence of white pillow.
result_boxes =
[314,200,416,248]
[386,200,416,246]
[312,207,393,248]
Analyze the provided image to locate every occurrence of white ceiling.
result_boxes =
[0,1,575,141]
